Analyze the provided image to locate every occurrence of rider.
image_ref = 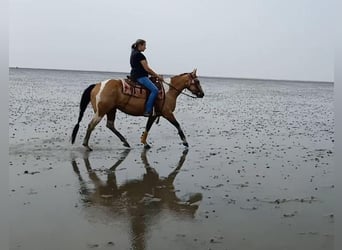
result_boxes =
[130,39,163,117]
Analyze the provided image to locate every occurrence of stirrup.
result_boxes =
[143,107,156,117]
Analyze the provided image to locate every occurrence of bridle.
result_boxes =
[162,73,201,99]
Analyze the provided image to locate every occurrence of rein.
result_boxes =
[162,79,198,99]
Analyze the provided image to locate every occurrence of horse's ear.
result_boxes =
[192,68,197,76]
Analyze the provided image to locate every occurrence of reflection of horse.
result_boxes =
[71,149,202,250]
[71,69,204,150]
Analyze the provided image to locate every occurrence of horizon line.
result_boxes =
[9,66,333,84]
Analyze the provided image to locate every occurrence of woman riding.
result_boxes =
[130,39,163,117]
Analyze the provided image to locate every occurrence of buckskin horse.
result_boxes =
[71,69,204,150]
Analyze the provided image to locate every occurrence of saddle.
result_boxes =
[121,76,165,100]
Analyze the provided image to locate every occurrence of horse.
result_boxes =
[71,69,204,150]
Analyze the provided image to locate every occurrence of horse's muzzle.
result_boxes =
[196,92,204,98]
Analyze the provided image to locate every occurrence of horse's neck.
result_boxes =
[165,79,185,99]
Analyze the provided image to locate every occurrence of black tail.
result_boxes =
[71,84,96,144]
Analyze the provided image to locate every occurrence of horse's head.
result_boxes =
[184,69,204,98]
[172,69,204,98]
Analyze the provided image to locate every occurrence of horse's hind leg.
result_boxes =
[106,110,130,148]
[83,114,103,151]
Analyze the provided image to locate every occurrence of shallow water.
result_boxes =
[9,68,334,250]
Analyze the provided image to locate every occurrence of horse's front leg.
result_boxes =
[141,116,158,149]
[164,113,189,147]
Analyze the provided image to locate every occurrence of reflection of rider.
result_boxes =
[130,39,163,117]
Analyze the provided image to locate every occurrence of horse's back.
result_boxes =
[89,79,123,113]
[91,79,122,98]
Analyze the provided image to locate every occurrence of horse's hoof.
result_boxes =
[123,141,131,148]
[183,142,189,147]
[83,144,93,151]
[144,144,151,149]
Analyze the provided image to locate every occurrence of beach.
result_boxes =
[9,68,334,250]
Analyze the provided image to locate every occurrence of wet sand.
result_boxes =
[9,69,334,250]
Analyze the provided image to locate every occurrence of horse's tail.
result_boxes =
[71,84,96,144]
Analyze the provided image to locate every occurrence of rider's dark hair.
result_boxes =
[131,39,146,50]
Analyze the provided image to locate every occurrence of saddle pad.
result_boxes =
[121,79,165,100]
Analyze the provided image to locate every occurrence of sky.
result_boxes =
[9,0,334,81]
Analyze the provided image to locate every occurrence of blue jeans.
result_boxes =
[137,76,159,113]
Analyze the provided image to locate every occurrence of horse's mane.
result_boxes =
[173,73,188,78]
